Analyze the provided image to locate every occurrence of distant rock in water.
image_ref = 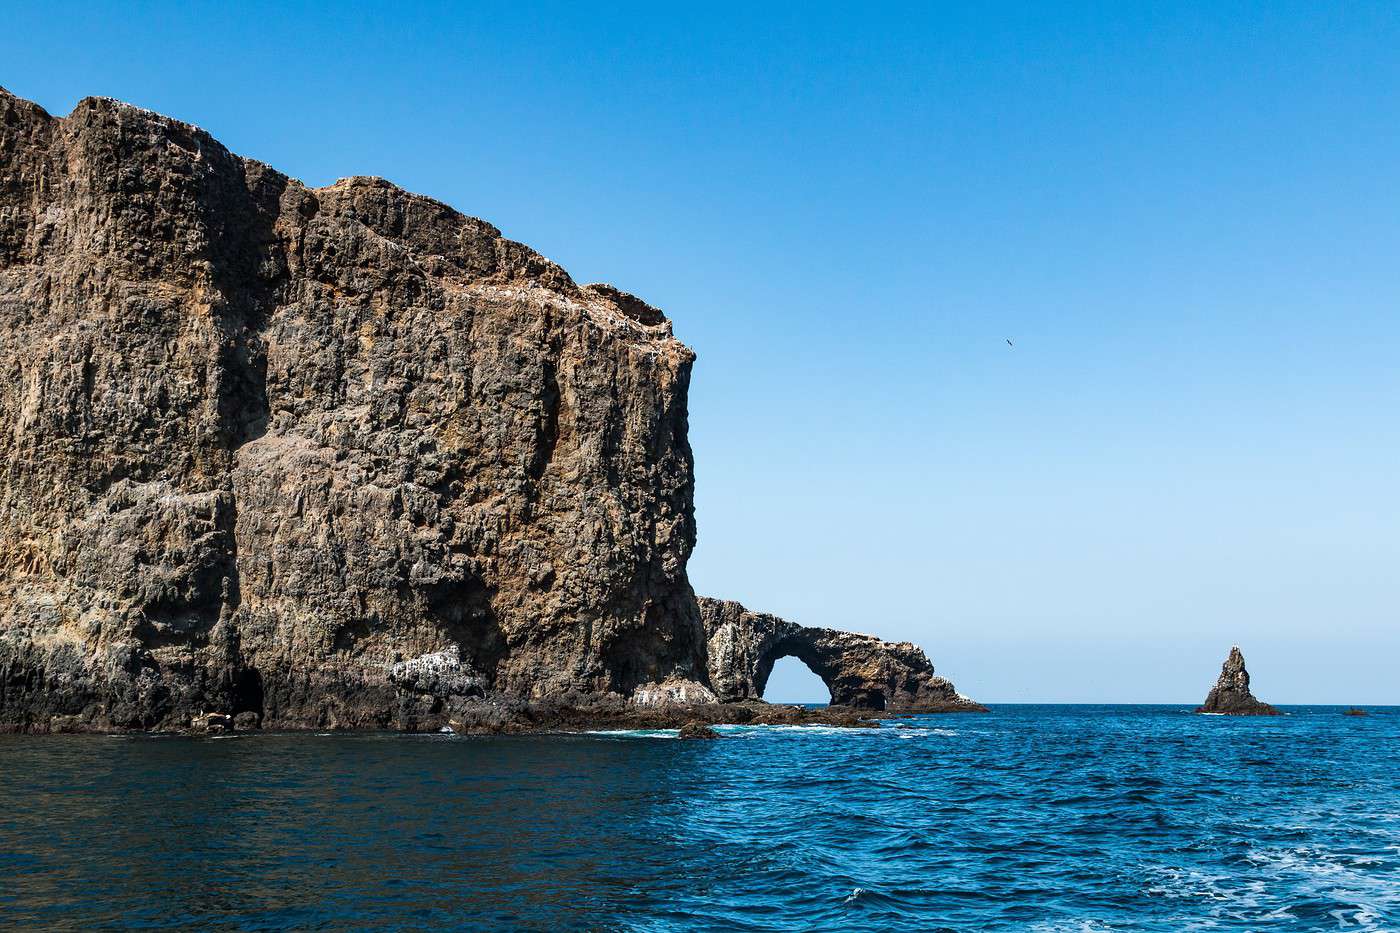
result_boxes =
[0,88,978,733]
[1342,708,1368,717]
[1196,646,1278,715]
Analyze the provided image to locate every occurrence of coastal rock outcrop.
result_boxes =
[1196,646,1277,715]
[698,598,986,712]
[678,721,720,740]
[0,88,702,732]
[0,88,979,732]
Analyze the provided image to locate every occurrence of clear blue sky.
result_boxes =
[6,2,1397,703]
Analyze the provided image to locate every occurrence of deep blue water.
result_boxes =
[1,705,1397,931]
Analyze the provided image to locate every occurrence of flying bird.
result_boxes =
[1006,338,1014,347]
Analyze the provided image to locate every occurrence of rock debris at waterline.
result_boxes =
[0,87,978,735]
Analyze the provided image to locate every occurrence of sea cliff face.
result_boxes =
[0,89,975,732]
[0,88,705,731]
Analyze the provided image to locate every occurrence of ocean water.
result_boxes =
[1,705,1396,931]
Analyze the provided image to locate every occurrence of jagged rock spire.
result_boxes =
[1196,646,1278,715]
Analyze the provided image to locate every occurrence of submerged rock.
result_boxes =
[677,721,720,740]
[1196,646,1278,715]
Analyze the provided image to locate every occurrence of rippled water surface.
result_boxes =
[2,705,1397,930]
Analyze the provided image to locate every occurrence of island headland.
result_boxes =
[0,88,982,734]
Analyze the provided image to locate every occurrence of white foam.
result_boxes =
[582,729,679,740]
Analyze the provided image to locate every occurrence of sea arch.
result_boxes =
[697,597,983,712]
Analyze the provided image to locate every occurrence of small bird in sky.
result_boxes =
[1006,338,1014,347]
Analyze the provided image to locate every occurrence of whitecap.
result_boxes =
[711,724,879,737]
[888,726,960,738]
[582,728,679,740]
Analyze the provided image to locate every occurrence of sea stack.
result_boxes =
[1196,646,1278,715]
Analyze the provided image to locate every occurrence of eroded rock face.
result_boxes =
[631,677,717,708]
[0,88,982,734]
[1196,646,1277,715]
[698,598,984,712]
[0,88,704,732]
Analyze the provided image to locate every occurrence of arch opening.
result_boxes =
[762,655,832,706]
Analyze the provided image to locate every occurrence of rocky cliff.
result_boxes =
[1196,646,1277,715]
[0,88,976,732]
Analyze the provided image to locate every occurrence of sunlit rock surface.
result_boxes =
[0,88,701,732]
[0,88,978,732]
[698,598,984,712]
[1196,646,1277,715]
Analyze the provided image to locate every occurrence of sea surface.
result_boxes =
[1,705,1397,931]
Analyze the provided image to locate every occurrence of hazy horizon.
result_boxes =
[5,2,1396,704]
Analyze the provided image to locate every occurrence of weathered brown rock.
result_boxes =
[698,598,985,712]
[1196,646,1278,715]
[0,88,980,733]
[0,88,702,733]
[677,720,720,740]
